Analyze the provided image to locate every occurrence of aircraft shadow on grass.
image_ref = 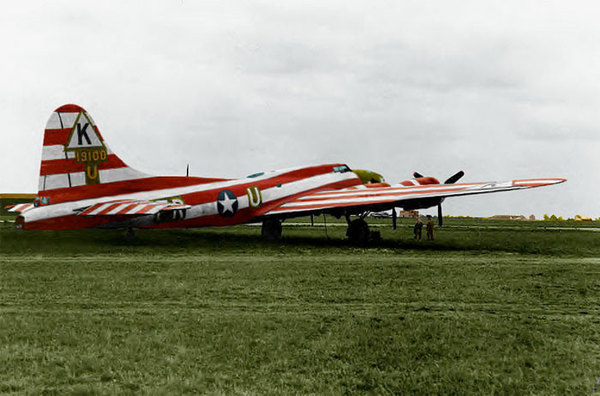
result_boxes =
[102,228,504,254]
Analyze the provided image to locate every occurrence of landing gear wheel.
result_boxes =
[261,218,282,240]
[346,218,370,245]
[125,227,135,241]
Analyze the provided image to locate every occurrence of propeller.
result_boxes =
[412,170,465,227]
[444,170,464,185]
[413,170,464,184]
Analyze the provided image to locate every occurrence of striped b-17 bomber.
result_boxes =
[7,104,566,243]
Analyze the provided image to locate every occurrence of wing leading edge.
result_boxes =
[263,178,566,217]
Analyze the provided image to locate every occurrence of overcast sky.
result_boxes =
[1,1,598,218]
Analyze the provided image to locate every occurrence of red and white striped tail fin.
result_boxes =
[39,104,149,193]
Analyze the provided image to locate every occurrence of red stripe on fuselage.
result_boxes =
[152,176,360,229]
[43,176,230,204]
[45,163,349,205]
[177,165,360,206]
[27,164,360,230]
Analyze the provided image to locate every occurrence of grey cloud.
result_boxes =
[358,42,522,93]
[240,42,341,75]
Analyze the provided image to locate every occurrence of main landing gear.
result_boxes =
[260,214,378,245]
[345,214,380,245]
[346,218,370,245]
[125,227,135,241]
[261,218,282,240]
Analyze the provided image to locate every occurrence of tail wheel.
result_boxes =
[346,218,370,245]
[261,218,282,240]
[15,215,25,230]
[125,227,135,241]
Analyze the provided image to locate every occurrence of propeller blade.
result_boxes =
[413,171,424,178]
[444,170,464,184]
[392,208,397,230]
[438,204,443,227]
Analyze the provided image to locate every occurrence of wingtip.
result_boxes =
[545,178,567,185]
[512,178,567,187]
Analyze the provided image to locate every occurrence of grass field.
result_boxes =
[1,217,600,394]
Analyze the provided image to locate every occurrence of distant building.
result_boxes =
[399,210,419,219]
[575,215,593,222]
[369,209,419,219]
[0,193,36,199]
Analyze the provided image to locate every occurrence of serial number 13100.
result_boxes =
[75,149,107,163]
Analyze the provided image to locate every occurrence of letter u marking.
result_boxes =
[87,165,98,180]
[247,186,262,208]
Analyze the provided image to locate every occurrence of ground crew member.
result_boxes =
[426,215,434,241]
[413,217,423,240]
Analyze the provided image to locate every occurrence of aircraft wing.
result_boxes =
[263,178,566,217]
[75,199,191,216]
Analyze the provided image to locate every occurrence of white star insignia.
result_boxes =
[219,194,236,214]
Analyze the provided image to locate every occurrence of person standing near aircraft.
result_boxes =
[414,217,423,240]
[426,215,435,241]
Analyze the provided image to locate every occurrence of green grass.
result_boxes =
[1,220,600,393]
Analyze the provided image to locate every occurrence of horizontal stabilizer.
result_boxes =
[6,203,34,213]
[76,199,191,216]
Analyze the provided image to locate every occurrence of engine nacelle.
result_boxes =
[400,177,440,186]
[399,177,443,210]
[353,169,385,184]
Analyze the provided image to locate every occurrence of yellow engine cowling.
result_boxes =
[353,169,385,184]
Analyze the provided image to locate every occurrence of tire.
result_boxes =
[261,218,282,240]
[346,218,370,245]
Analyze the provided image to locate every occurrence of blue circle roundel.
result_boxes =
[217,190,238,217]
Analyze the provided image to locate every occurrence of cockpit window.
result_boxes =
[247,172,265,178]
[333,165,351,173]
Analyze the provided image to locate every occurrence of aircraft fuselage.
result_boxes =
[19,163,360,230]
